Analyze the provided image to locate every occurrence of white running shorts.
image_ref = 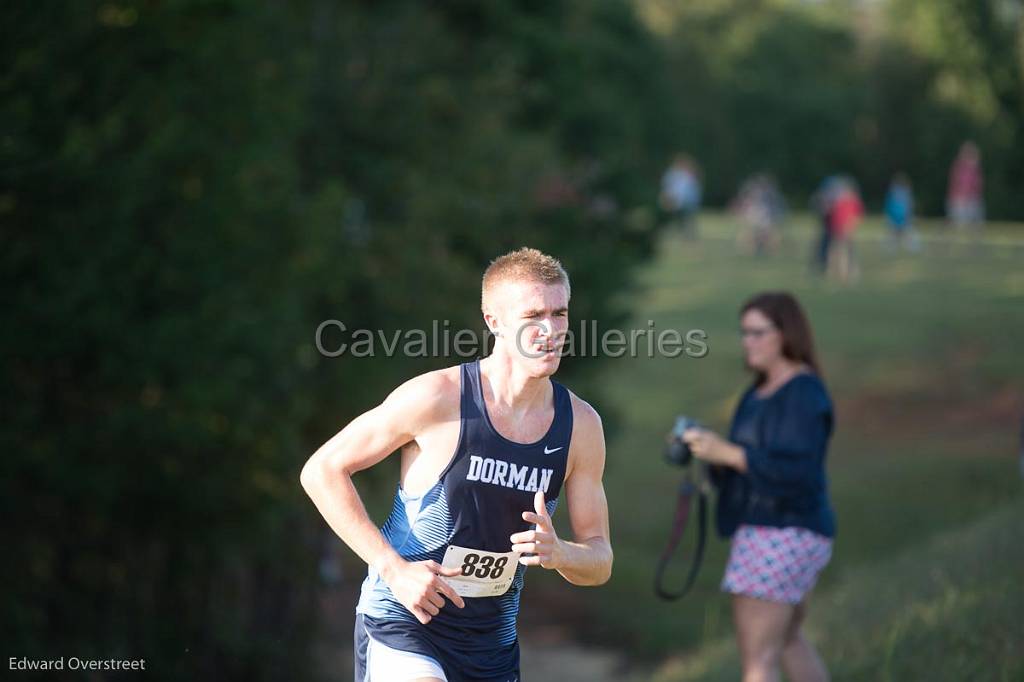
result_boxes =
[365,635,447,681]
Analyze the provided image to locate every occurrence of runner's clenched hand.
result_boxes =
[381,558,466,624]
[511,490,564,569]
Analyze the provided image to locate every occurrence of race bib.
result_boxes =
[441,545,520,598]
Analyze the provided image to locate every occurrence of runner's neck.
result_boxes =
[478,355,553,414]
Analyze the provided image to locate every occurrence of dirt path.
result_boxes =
[519,638,627,681]
[520,626,630,679]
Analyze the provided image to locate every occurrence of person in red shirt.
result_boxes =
[827,178,864,283]
[947,141,984,233]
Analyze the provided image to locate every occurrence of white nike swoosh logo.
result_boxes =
[543,446,563,454]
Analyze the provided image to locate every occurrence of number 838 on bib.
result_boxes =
[442,545,521,598]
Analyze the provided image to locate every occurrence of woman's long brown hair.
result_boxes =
[741,291,822,385]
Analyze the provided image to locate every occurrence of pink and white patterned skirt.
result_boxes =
[721,524,833,604]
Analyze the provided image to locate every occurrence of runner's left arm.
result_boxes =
[512,401,612,586]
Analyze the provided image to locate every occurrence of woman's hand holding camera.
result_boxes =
[682,428,749,472]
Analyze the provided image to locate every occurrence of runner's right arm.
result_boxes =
[300,373,465,623]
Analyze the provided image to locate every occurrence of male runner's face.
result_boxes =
[492,279,569,377]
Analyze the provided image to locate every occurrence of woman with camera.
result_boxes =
[682,292,835,682]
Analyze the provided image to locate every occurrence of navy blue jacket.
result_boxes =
[711,373,836,538]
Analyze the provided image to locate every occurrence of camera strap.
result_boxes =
[653,467,708,601]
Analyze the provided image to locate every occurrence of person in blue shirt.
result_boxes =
[884,173,921,253]
[660,154,703,239]
[683,291,835,682]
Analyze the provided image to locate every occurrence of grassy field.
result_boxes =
[519,212,1024,680]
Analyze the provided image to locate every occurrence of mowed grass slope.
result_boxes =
[521,212,1024,680]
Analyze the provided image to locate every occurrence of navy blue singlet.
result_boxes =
[354,360,573,681]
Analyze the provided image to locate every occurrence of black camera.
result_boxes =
[665,416,702,467]
[656,415,709,601]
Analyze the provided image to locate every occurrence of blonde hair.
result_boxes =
[481,247,570,312]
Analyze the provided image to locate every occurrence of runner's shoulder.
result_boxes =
[565,391,605,476]
[567,390,604,441]
[384,365,462,424]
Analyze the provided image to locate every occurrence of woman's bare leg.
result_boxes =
[733,594,793,682]
[781,601,829,682]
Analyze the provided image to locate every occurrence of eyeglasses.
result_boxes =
[739,326,775,339]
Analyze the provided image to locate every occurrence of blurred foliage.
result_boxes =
[2,0,669,679]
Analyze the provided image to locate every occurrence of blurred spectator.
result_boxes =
[827,178,864,284]
[733,174,786,256]
[1019,414,1024,479]
[883,173,921,253]
[683,292,835,682]
[947,141,985,233]
[810,175,841,274]
[660,154,702,238]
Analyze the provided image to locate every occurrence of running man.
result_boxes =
[300,247,613,681]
